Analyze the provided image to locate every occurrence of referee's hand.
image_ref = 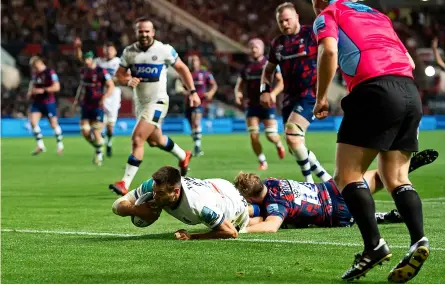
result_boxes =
[313,99,329,120]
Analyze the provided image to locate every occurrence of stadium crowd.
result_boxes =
[1,0,445,118]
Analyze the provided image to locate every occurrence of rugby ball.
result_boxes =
[131,215,154,228]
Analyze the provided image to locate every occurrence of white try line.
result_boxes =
[2,228,445,252]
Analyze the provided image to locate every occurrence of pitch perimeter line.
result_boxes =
[2,229,445,251]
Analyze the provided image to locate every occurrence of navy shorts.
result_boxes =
[246,106,276,120]
[185,106,203,122]
[81,108,104,122]
[30,102,57,118]
[282,92,316,124]
[324,179,354,227]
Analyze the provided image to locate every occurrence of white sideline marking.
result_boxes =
[2,229,445,251]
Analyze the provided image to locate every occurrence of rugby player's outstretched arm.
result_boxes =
[245,216,283,233]
[189,218,239,239]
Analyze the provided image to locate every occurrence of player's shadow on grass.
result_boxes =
[85,232,175,242]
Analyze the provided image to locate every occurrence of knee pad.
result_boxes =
[248,125,260,134]
[264,127,278,136]
[80,124,91,132]
[285,122,305,137]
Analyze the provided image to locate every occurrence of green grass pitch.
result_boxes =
[1,131,444,283]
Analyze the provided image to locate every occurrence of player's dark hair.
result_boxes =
[234,172,264,198]
[104,42,116,48]
[275,2,296,15]
[134,17,152,27]
[152,166,181,190]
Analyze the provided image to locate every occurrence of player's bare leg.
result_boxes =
[247,117,267,170]
[91,121,104,166]
[80,120,94,146]
[190,111,203,156]
[148,127,192,176]
[378,150,429,283]
[49,116,64,155]
[263,118,285,160]
[109,119,156,196]
[29,111,46,155]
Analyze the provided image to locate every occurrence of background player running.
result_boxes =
[27,56,64,155]
[73,51,115,165]
[261,3,329,182]
[236,149,438,233]
[186,55,218,156]
[112,166,250,240]
[109,17,201,196]
[75,39,122,157]
[235,38,286,170]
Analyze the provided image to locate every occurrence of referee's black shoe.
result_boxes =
[342,238,392,281]
[409,149,439,173]
[388,237,430,283]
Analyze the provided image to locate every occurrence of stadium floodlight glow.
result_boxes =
[425,66,435,77]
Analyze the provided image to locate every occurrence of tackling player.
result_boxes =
[236,149,438,232]
[186,55,218,156]
[235,38,286,170]
[27,56,64,155]
[261,3,329,182]
[109,17,201,196]
[73,51,115,165]
[75,39,122,157]
[112,166,250,240]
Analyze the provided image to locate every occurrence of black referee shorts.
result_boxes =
[337,75,422,152]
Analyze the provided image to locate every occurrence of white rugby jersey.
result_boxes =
[164,177,249,230]
[95,57,121,76]
[119,40,178,104]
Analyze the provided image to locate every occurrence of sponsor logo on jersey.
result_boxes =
[130,63,164,82]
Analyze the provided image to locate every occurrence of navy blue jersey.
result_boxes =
[268,25,318,108]
[80,66,111,109]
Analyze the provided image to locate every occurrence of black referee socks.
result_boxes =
[342,181,381,250]
[392,184,425,245]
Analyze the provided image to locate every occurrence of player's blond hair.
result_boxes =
[234,172,264,198]
[275,2,296,15]
[29,56,42,66]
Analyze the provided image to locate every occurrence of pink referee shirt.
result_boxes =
[313,0,413,92]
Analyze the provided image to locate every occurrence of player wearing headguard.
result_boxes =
[111,166,250,240]
[75,39,122,157]
[260,2,329,183]
[109,17,201,196]
[235,38,285,170]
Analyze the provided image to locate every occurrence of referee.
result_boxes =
[311,0,428,282]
